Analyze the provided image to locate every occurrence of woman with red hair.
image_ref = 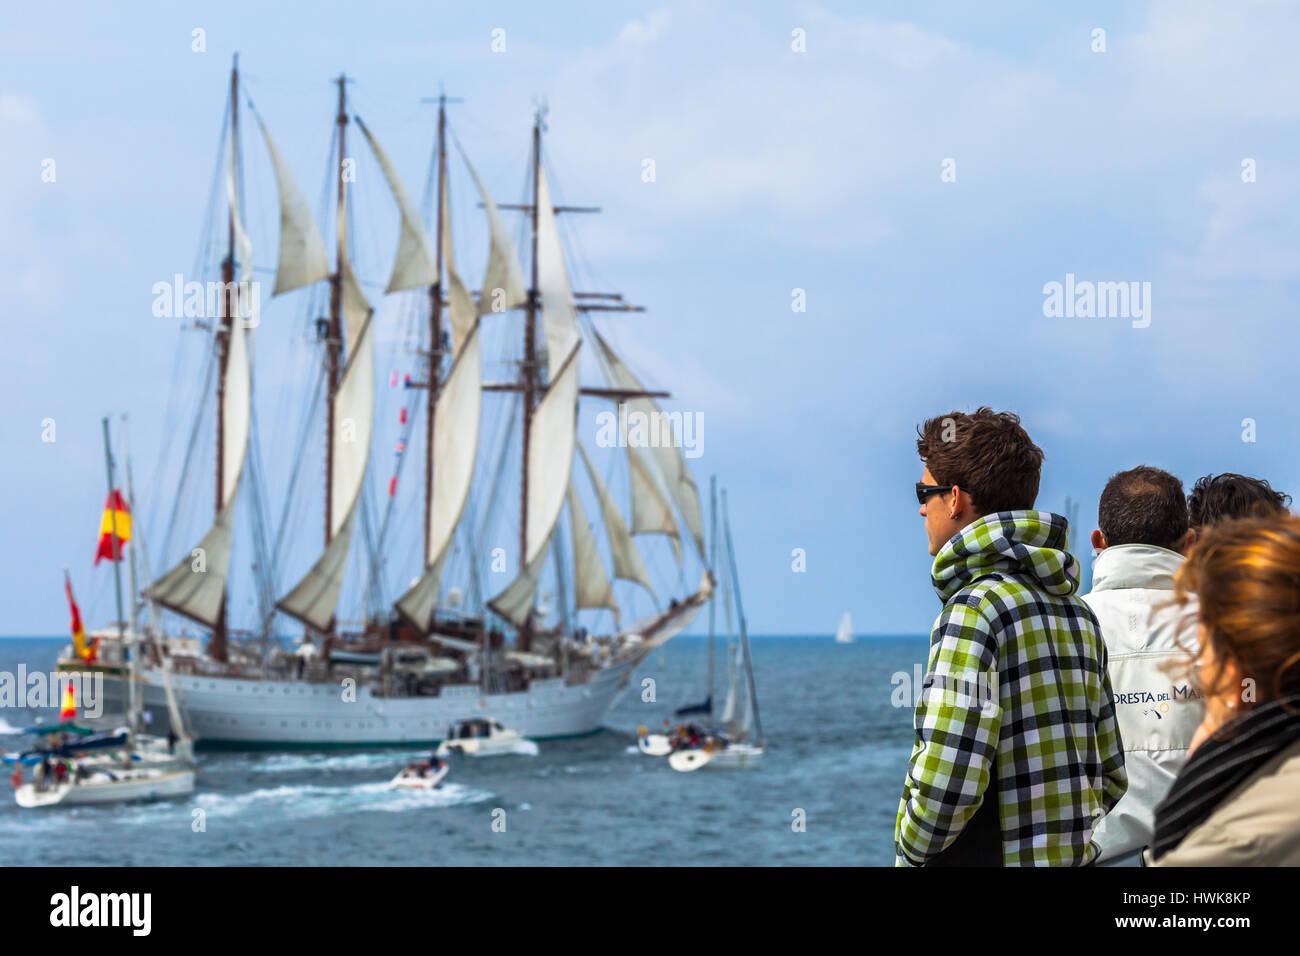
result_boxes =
[1152,516,1300,865]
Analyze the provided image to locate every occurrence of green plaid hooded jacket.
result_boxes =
[895,511,1127,866]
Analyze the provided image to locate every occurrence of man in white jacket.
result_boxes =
[1082,466,1203,865]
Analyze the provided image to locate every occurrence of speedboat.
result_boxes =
[435,717,534,758]
[636,726,674,756]
[388,759,449,790]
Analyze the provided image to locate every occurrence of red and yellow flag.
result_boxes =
[93,489,131,565]
[63,571,98,662]
[59,680,76,721]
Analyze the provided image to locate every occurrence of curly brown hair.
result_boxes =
[916,407,1044,515]
[1174,515,1300,705]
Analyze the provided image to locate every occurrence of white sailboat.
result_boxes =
[835,611,854,644]
[59,60,714,746]
[668,490,763,772]
[9,420,196,808]
[15,765,195,809]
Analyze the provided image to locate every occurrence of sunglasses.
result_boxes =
[915,482,956,506]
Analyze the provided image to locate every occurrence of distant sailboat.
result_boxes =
[667,490,763,772]
[835,611,854,644]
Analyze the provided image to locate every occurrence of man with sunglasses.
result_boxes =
[895,408,1127,866]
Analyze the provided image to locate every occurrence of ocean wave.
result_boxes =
[192,779,493,819]
[247,751,430,774]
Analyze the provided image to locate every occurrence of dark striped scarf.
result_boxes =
[1151,691,1300,861]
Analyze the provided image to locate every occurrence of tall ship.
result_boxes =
[60,57,713,745]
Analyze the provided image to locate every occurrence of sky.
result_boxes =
[2,0,1299,638]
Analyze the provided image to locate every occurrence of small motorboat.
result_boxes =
[636,726,674,757]
[436,717,535,758]
[388,758,449,790]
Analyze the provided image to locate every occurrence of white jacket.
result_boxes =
[1082,544,1204,861]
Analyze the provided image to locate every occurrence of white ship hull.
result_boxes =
[667,742,763,772]
[93,660,637,747]
[15,768,195,807]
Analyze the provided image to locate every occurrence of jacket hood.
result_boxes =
[1089,543,1183,593]
[932,510,1079,603]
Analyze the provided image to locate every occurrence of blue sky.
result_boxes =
[2,1,1298,637]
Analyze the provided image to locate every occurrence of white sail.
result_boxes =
[144,498,236,627]
[228,148,253,301]
[439,162,478,352]
[339,253,371,357]
[718,544,737,726]
[144,130,253,627]
[835,611,854,643]
[253,109,331,296]
[628,443,682,565]
[593,331,706,561]
[461,148,527,317]
[276,507,358,633]
[355,117,437,294]
[575,444,654,595]
[567,481,618,616]
[535,168,580,378]
[395,322,483,629]
[488,345,580,624]
[277,300,375,630]
[328,315,374,537]
[488,531,551,629]
[722,636,753,741]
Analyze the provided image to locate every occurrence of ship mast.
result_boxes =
[517,109,543,651]
[425,96,448,571]
[210,53,239,663]
[325,73,349,558]
[101,417,131,740]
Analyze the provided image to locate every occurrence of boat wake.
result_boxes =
[249,751,431,774]
[0,718,25,735]
[193,780,493,820]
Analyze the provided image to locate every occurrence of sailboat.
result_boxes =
[111,413,199,771]
[667,489,763,772]
[8,420,197,808]
[59,58,714,746]
[9,726,195,808]
[835,611,854,644]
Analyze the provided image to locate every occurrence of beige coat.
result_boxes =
[1154,737,1300,866]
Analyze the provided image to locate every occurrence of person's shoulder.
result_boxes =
[1161,740,1300,866]
[953,571,1066,610]
[949,571,1019,602]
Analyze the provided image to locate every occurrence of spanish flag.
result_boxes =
[59,680,76,721]
[93,489,131,565]
[64,571,98,662]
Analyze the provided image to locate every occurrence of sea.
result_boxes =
[0,635,926,866]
